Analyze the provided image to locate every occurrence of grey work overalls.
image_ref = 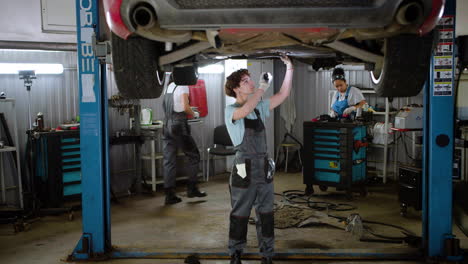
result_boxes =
[162,85,200,188]
[229,108,274,258]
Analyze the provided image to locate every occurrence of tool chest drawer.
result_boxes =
[303,122,367,198]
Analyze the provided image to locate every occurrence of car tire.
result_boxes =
[371,32,435,97]
[111,33,165,99]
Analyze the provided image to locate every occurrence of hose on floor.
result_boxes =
[275,190,357,212]
[276,189,421,245]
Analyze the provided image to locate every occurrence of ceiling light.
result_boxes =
[198,64,224,74]
[0,63,64,74]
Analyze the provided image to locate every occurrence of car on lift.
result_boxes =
[103,0,444,99]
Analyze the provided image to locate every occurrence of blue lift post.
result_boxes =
[71,0,464,261]
[71,0,111,259]
[424,0,463,260]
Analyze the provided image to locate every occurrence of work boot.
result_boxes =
[187,182,207,198]
[261,257,273,264]
[165,188,182,205]
[230,250,242,264]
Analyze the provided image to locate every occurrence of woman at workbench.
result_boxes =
[329,67,366,118]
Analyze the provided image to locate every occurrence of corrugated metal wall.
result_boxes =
[276,61,424,179]
[0,49,428,204]
[277,62,423,142]
[0,49,78,206]
[0,49,228,203]
[106,66,226,193]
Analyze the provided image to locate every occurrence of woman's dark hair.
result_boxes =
[332,67,346,82]
[225,69,250,98]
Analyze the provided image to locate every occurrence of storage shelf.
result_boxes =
[140,120,206,193]
[143,173,204,185]
[369,143,394,149]
[361,94,395,184]
[360,89,376,94]
[373,111,398,115]
[141,152,187,160]
[0,146,16,152]
[0,98,23,208]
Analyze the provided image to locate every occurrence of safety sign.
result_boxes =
[433,15,454,96]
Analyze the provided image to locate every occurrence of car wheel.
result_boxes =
[111,33,165,99]
[370,32,435,97]
[319,185,328,192]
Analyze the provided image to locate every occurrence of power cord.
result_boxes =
[277,190,357,212]
[276,189,421,245]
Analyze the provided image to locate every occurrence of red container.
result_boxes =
[189,79,208,117]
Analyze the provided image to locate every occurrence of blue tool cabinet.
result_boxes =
[32,130,81,207]
[303,121,367,199]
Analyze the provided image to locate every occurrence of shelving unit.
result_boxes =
[140,120,206,193]
[361,91,396,183]
[0,98,23,208]
[327,89,397,183]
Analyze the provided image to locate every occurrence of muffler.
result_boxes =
[132,5,155,29]
[132,4,192,43]
[396,2,423,25]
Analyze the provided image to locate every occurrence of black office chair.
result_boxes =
[206,124,236,181]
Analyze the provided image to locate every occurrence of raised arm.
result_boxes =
[232,89,265,120]
[269,55,293,110]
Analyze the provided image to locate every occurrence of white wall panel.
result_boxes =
[457,0,468,37]
[0,0,76,43]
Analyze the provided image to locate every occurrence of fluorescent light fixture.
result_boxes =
[0,63,64,74]
[225,59,247,76]
[198,63,224,74]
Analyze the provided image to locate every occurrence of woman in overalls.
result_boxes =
[224,55,293,264]
[329,67,366,118]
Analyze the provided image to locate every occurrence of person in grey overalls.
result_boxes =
[162,81,206,205]
[224,55,294,264]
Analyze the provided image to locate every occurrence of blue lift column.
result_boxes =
[424,0,462,260]
[71,0,111,259]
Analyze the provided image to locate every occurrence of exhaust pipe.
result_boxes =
[396,2,423,25]
[132,5,155,29]
[132,4,192,43]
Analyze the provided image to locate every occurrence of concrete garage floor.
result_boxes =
[0,172,466,264]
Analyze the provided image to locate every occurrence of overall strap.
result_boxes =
[344,85,351,100]
[253,108,261,118]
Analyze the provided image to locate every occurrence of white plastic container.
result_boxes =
[140,108,153,126]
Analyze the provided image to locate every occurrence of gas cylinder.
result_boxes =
[188,79,208,117]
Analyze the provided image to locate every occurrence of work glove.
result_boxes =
[280,54,293,69]
[258,72,273,91]
[193,110,200,119]
[329,111,337,118]
[343,106,357,115]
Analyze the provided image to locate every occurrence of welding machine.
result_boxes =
[395,106,424,129]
